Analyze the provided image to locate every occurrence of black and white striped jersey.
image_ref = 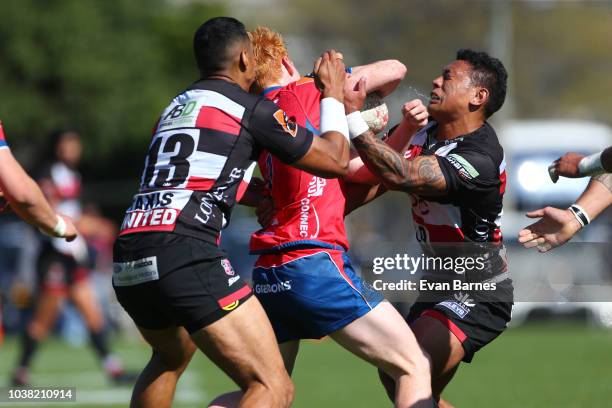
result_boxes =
[119,79,313,245]
[403,121,508,277]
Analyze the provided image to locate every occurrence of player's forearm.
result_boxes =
[296,132,349,178]
[345,121,416,185]
[319,132,350,176]
[576,147,612,177]
[300,96,350,178]
[386,119,421,152]
[352,129,445,195]
[345,154,379,185]
[0,152,59,233]
[576,175,612,221]
[4,175,60,233]
[349,60,407,97]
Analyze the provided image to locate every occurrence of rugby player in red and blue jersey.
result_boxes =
[209,26,435,408]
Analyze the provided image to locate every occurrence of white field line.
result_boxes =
[1,371,208,406]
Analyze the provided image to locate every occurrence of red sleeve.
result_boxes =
[276,78,321,133]
[0,122,9,149]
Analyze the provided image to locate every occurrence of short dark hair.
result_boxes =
[456,49,507,118]
[193,17,249,75]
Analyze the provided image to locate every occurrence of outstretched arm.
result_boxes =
[0,149,77,240]
[351,131,446,196]
[344,77,445,196]
[549,146,612,182]
[518,174,612,252]
[346,99,429,185]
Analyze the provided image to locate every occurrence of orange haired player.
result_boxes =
[209,26,435,408]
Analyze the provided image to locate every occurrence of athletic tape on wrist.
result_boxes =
[568,204,590,228]
[38,215,67,238]
[578,152,605,176]
[319,97,349,141]
[347,111,370,139]
[53,215,67,237]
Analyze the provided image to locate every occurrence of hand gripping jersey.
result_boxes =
[119,79,313,245]
[404,121,508,276]
[0,122,9,150]
[249,78,349,253]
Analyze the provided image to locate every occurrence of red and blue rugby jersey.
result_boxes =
[250,77,349,254]
[0,122,9,150]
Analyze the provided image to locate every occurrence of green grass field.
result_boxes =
[1,322,611,407]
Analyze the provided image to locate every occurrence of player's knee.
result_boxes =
[266,373,294,408]
[386,348,432,381]
[152,342,195,373]
[29,322,50,340]
[411,349,432,378]
[280,376,295,407]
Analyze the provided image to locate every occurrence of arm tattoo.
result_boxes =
[593,173,612,193]
[352,130,446,195]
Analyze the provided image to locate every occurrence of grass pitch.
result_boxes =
[0,322,610,407]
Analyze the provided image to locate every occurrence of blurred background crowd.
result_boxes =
[0,0,611,406]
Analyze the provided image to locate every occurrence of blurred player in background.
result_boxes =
[519,147,612,252]
[112,17,355,408]
[0,121,77,345]
[11,129,134,386]
[209,26,435,408]
[347,50,511,408]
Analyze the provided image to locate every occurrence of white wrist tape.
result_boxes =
[320,97,349,141]
[578,152,605,176]
[347,111,370,140]
[39,215,67,238]
[53,215,67,237]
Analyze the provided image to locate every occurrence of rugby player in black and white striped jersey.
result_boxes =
[346,49,511,408]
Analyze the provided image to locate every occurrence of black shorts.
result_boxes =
[37,244,89,295]
[406,278,513,363]
[112,233,252,334]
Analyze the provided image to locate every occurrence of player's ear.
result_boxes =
[239,49,250,72]
[471,87,489,108]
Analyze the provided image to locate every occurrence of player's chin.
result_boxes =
[427,105,442,121]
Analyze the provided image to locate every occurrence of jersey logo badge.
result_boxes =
[222,301,240,311]
[273,109,298,137]
[446,154,479,180]
[221,259,235,276]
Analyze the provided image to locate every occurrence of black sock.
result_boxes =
[88,329,110,360]
[18,331,39,368]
